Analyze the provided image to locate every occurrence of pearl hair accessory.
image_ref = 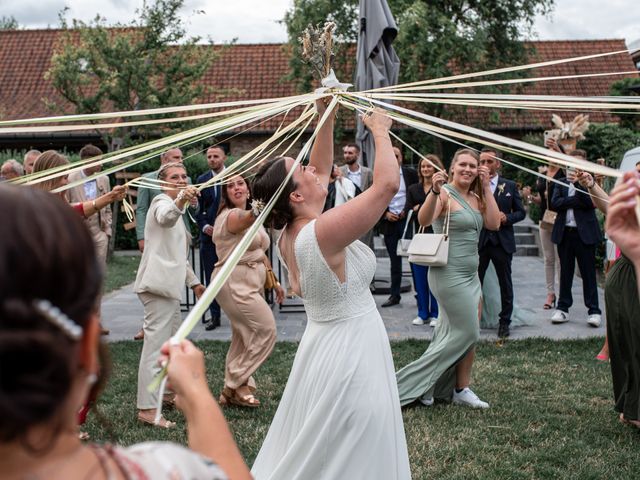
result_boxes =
[251,198,266,218]
[33,299,83,341]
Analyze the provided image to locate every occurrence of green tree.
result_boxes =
[609,78,640,130]
[283,0,555,150]
[0,16,19,30]
[46,0,218,150]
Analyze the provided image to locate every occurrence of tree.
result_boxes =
[46,0,218,150]
[609,77,640,130]
[0,16,19,30]
[282,0,555,153]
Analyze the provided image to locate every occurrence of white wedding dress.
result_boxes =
[251,220,411,480]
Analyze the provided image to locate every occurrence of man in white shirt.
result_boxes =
[339,143,374,247]
[378,147,418,307]
[550,149,602,328]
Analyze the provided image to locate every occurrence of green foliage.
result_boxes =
[579,123,640,169]
[0,15,19,30]
[283,0,554,123]
[608,78,640,130]
[46,0,218,149]
[86,338,640,479]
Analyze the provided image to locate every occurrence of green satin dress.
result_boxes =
[396,185,483,405]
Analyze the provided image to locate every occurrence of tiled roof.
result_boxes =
[0,30,637,133]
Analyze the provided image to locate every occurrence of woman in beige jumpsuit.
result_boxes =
[213,175,284,407]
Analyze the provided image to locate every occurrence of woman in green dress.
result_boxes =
[396,149,500,408]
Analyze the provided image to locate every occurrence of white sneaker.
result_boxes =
[428,317,438,327]
[418,395,434,406]
[412,317,426,326]
[452,388,489,409]
[587,314,602,328]
[551,309,569,324]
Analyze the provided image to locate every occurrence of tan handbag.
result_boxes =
[540,180,557,231]
[407,198,451,267]
[263,257,279,290]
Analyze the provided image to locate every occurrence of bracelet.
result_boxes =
[430,188,440,196]
[586,180,595,189]
[373,134,390,141]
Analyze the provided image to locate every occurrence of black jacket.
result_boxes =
[478,177,526,254]
[378,166,419,235]
[551,177,602,246]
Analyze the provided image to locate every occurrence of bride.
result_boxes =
[250,103,411,480]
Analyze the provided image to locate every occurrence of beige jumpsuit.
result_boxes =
[213,208,277,391]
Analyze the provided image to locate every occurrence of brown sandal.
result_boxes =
[219,386,260,408]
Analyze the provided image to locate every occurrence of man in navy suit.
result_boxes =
[378,146,419,307]
[478,149,526,338]
[196,146,226,330]
[550,149,602,327]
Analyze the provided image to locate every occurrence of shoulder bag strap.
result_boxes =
[401,209,413,239]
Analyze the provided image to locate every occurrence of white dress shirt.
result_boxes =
[565,183,577,227]
[346,166,362,190]
[387,168,406,215]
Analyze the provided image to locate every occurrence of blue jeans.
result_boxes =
[410,263,439,320]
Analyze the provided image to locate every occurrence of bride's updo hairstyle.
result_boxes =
[0,184,102,447]
[252,157,298,230]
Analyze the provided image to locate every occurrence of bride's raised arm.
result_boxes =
[308,98,337,188]
[316,108,399,256]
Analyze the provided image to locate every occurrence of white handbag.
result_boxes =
[407,198,451,267]
[396,210,413,257]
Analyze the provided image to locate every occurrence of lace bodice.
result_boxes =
[285,220,377,322]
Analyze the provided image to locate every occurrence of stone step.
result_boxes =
[515,232,535,245]
[514,224,533,233]
[515,244,539,256]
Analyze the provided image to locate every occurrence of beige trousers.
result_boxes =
[215,262,277,391]
[136,292,181,409]
[539,225,560,295]
[93,230,109,267]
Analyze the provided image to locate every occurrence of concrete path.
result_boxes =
[102,249,606,343]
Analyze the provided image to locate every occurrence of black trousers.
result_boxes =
[556,228,601,315]
[478,242,514,325]
[200,236,221,318]
[383,219,405,298]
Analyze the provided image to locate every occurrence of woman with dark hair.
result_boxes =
[32,150,126,218]
[405,154,445,327]
[250,105,410,479]
[213,175,284,408]
[134,162,206,428]
[396,148,500,409]
[0,183,251,480]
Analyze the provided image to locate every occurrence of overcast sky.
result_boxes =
[2,0,639,47]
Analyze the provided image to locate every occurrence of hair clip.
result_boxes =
[251,198,266,218]
[34,299,83,341]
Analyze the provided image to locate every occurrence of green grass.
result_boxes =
[104,255,139,294]
[85,338,640,479]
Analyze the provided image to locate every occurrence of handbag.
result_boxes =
[396,210,413,257]
[540,180,557,231]
[263,258,279,290]
[407,198,451,267]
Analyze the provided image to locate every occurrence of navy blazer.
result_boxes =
[195,170,221,238]
[478,177,526,254]
[551,177,602,246]
[378,166,419,235]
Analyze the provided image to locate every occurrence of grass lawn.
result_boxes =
[86,338,639,479]
[104,255,139,294]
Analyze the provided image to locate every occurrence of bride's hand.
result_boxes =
[362,108,392,136]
